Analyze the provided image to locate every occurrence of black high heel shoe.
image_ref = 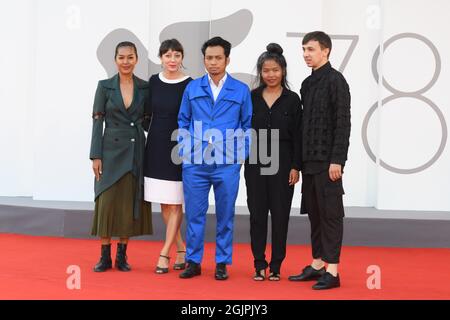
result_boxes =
[173,250,186,270]
[155,255,170,274]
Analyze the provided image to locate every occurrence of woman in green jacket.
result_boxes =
[89,41,152,272]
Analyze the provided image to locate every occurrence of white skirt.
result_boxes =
[144,177,184,204]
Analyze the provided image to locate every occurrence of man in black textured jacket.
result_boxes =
[288,31,351,290]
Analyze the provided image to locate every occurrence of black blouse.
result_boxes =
[249,87,302,170]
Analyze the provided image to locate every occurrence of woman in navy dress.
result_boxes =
[143,39,192,273]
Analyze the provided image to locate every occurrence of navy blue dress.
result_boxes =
[143,73,192,204]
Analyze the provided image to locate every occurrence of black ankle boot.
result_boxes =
[93,244,112,272]
[115,243,131,272]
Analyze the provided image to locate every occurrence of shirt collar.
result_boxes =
[311,61,332,80]
[208,73,228,88]
[254,85,289,98]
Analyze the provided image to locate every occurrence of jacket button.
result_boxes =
[130,138,135,142]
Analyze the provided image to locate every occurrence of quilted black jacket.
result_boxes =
[300,62,351,166]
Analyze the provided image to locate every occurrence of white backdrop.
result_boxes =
[1,0,449,212]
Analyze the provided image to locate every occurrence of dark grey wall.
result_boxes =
[1,204,449,248]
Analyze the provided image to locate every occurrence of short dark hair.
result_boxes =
[201,36,231,58]
[159,38,184,58]
[255,43,290,89]
[115,41,138,59]
[302,31,332,58]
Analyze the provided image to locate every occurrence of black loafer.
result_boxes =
[215,263,228,280]
[179,262,201,279]
[288,265,326,282]
[312,272,341,290]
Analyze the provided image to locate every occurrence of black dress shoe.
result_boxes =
[312,272,341,290]
[215,263,228,280]
[288,265,326,281]
[179,262,201,279]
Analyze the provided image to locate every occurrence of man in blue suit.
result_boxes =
[177,37,252,280]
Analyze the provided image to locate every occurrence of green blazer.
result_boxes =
[89,73,149,219]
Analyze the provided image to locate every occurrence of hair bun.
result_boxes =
[266,43,283,55]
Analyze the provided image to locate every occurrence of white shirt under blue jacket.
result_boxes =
[177,73,253,266]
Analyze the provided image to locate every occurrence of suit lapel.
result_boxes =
[125,76,142,115]
[108,73,132,119]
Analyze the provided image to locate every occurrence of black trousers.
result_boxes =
[245,165,294,273]
[301,170,345,264]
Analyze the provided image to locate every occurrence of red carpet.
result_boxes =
[1,233,449,300]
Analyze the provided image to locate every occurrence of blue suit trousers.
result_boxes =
[182,163,241,265]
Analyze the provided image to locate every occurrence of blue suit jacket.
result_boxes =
[178,74,253,164]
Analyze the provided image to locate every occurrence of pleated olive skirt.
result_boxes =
[91,172,153,237]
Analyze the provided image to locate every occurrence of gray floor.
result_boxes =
[1,197,450,248]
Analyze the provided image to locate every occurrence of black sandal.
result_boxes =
[253,269,266,281]
[173,250,186,270]
[155,255,170,274]
[268,272,281,281]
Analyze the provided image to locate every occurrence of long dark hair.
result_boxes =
[255,43,289,89]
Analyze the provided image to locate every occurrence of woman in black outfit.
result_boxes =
[143,39,192,273]
[244,43,302,281]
